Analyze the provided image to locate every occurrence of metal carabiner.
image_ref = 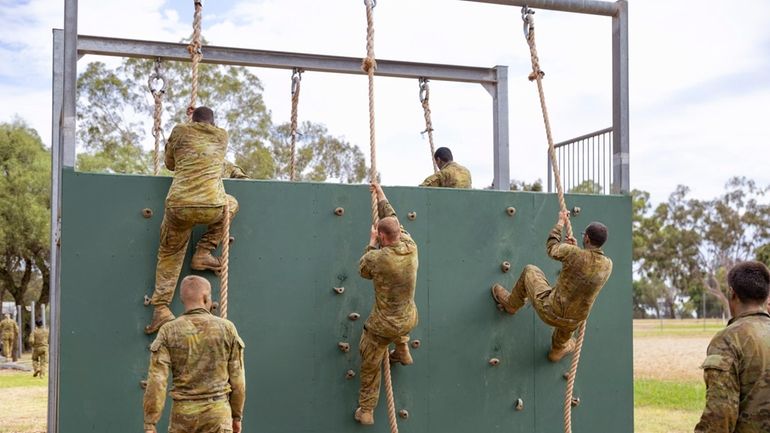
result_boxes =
[291,68,303,96]
[364,0,377,9]
[521,6,535,39]
[418,77,429,103]
[147,58,167,96]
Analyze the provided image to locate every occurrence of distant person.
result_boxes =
[145,107,240,334]
[28,320,49,377]
[0,313,18,361]
[144,275,246,433]
[419,147,472,188]
[694,261,770,433]
[491,210,613,361]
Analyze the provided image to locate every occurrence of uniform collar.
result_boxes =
[441,161,456,170]
[183,307,212,316]
[728,309,770,325]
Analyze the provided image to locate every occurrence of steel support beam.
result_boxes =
[490,66,510,190]
[611,0,629,194]
[459,0,618,16]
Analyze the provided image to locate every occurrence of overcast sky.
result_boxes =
[1,0,768,202]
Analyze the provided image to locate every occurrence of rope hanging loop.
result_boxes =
[187,0,204,119]
[289,68,303,181]
[418,77,429,103]
[418,77,438,173]
[148,58,167,176]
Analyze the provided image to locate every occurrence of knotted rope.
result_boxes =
[187,0,203,120]
[419,78,438,173]
[522,7,584,433]
[289,69,302,181]
[148,58,166,176]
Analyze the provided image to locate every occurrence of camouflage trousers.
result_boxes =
[169,398,232,433]
[358,328,410,412]
[32,346,48,376]
[1,336,13,359]
[504,265,580,351]
[151,195,239,307]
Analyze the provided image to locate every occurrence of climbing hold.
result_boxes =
[140,379,148,390]
[143,295,151,306]
[334,207,345,216]
[142,208,153,218]
[348,312,360,321]
[489,358,500,366]
[338,342,351,353]
[571,206,581,216]
[333,287,345,295]
[345,370,356,379]
[563,371,570,380]
[407,211,417,221]
[501,261,511,273]
[228,236,235,245]
[506,206,517,216]
[410,339,421,349]
[398,409,409,420]
[515,398,524,411]
[571,397,581,407]
[211,301,219,311]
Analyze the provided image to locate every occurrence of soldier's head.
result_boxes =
[727,261,770,314]
[192,106,215,125]
[433,147,453,169]
[582,222,608,249]
[377,216,401,246]
[180,275,213,311]
[2,313,8,320]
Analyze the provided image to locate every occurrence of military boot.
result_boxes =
[389,342,413,365]
[144,305,175,335]
[491,284,518,314]
[190,247,222,272]
[354,407,374,425]
[547,339,576,363]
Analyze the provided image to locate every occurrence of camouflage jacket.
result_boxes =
[420,161,472,189]
[546,221,613,324]
[695,310,770,433]
[0,318,18,339]
[359,200,419,340]
[28,327,49,348]
[223,160,249,179]
[164,122,228,208]
[143,308,246,431]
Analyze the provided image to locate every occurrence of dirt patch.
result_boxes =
[634,335,711,382]
[0,371,47,433]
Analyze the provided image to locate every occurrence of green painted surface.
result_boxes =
[59,169,633,433]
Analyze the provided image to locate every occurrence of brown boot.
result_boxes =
[491,284,518,314]
[190,247,222,272]
[144,305,175,334]
[389,342,413,366]
[548,339,576,363]
[354,407,374,425]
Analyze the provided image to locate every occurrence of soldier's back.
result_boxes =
[441,162,472,188]
[166,123,228,208]
[32,328,49,348]
[554,248,613,321]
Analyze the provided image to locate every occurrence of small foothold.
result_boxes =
[211,301,219,311]
[333,287,345,295]
[515,398,524,411]
[407,211,417,221]
[334,207,345,216]
[338,342,350,353]
[501,261,511,273]
[398,409,409,420]
[143,295,151,306]
[410,339,421,349]
[228,236,235,245]
[571,206,581,217]
[571,397,581,407]
[345,370,356,379]
[489,358,500,366]
[563,372,570,380]
[348,313,360,321]
[506,206,517,216]
[140,380,148,390]
[142,208,153,218]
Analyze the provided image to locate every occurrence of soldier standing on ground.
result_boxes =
[144,275,246,433]
[29,320,49,377]
[354,183,419,426]
[145,106,240,334]
[0,313,18,361]
[419,147,472,189]
[491,210,613,361]
[694,261,770,433]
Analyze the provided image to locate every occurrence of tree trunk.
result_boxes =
[33,252,50,305]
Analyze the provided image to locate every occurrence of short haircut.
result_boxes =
[585,222,608,247]
[378,216,401,242]
[434,147,453,163]
[727,261,770,303]
[192,106,215,124]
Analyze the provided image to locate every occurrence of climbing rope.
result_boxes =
[521,7,584,433]
[419,78,438,173]
[289,68,302,181]
[187,0,203,120]
[219,202,230,319]
[148,58,166,176]
[361,2,398,433]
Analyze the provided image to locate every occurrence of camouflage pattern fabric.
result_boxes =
[143,308,245,433]
[29,327,49,376]
[222,161,249,179]
[419,161,472,188]
[695,311,770,433]
[0,317,18,359]
[357,200,419,411]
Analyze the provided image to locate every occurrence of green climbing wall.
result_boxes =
[58,169,633,433]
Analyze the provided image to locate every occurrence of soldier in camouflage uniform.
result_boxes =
[222,160,248,180]
[0,313,18,360]
[695,261,770,433]
[492,210,613,362]
[146,107,240,334]
[420,147,472,189]
[354,183,419,426]
[28,320,49,377]
[144,275,246,433]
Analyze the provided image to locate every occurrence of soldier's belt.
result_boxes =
[174,394,228,403]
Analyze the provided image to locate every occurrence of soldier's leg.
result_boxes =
[390,335,413,366]
[39,347,48,377]
[357,329,389,424]
[493,265,549,315]
[547,327,577,363]
[1,337,10,358]
[193,198,238,271]
[196,399,233,433]
[32,349,40,376]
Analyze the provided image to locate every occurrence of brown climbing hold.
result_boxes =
[515,398,524,411]
[338,342,350,353]
[407,211,417,221]
[348,313,360,321]
[228,236,235,245]
[506,206,517,216]
[571,397,581,407]
[334,207,345,216]
[410,339,421,349]
[501,261,511,273]
[142,208,153,218]
[143,295,151,306]
[563,371,570,380]
[140,379,148,390]
[333,287,345,295]
[398,409,409,420]
[489,358,500,366]
[211,301,219,311]
[571,206,581,217]
[345,370,356,379]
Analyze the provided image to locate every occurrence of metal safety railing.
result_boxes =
[548,127,613,194]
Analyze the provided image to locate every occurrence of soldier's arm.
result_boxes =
[28,331,34,346]
[694,350,739,433]
[359,250,378,280]
[164,126,182,171]
[419,172,442,187]
[143,332,171,433]
[228,325,246,422]
[546,219,578,261]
